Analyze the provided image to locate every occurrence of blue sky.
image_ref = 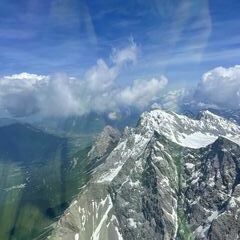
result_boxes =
[0,0,240,88]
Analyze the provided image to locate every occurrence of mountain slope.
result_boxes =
[181,137,240,239]
[48,110,240,240]
[0,123,118,240]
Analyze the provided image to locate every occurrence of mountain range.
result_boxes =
[46,109,240,240]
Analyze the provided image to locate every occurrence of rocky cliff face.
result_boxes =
[48,110,240,240]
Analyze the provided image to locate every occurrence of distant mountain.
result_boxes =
[0,123,118,240]
[205,108,240,124]
[34,109,140,136]
[181,103,240,125]
[49,109,240,240]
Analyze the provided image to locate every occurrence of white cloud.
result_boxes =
[81,41,138,113]
[4,72,48,81]
[1,41,196,119]
[149,89,188,113]
[84,41,138,94]
[0,73,49,117]
[0,42,140,118]
[108,111,118,120]
[111,40,138,65]
[37,74,83,117]
[118,76,168,108]
[160,89,187,111]
[195,65,240,109]
[0,72,49,94]
[85,59,118,92]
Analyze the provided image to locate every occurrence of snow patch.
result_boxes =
[91,195,113,240]
[74,233,79,240]
[185,163,195,169]
[129,179,141,187]
[128,218,137,228]
[207,210,219,222]
[178,132,217,149]
[115,226,124,240]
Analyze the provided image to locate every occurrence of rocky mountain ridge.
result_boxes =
[48,110,240,240]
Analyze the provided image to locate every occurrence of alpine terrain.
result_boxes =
[47,110,240,240]
[0,122,112,240]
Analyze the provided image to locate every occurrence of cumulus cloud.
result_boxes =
[0,71,172,119]
[0,42,143,118]
[85,59,118,92]
[81,41,139,113]
[118,76,168,108]
[160,89,187,111]
[0,73,49,117]
[37,74,84,117]
[194,65,240,109]
[1,41,199,119]
[5,60,240,120]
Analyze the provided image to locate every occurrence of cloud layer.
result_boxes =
[0,42,170,118]
[194,65,240,109]
[118,76,168,108]
[1,41,239,120]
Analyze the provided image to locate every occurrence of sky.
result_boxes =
[0,0,240,118]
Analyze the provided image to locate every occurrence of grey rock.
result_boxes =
[88,125,121,161]
[48,110,240,240]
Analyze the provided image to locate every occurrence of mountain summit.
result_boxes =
[49,110,240,240]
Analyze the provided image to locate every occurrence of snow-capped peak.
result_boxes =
[93,109,240,184]
[138,109,240,148]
